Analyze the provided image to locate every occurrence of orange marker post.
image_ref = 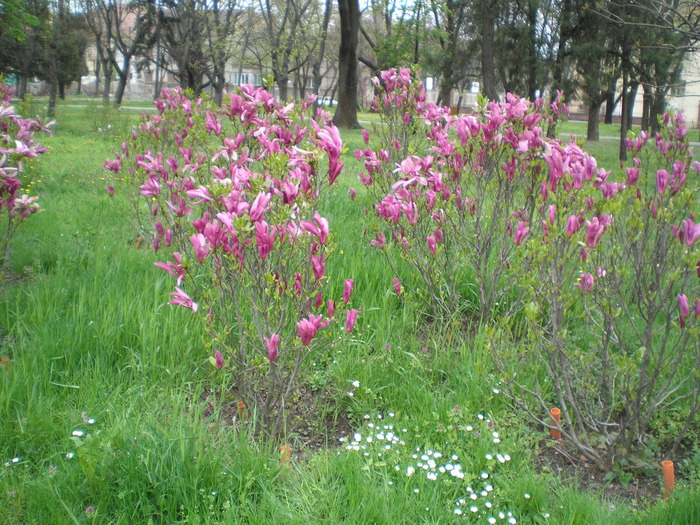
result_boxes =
[549,407,561,439]
[236,400,248,420]
[280,444,291,467]
[662,460,675,499]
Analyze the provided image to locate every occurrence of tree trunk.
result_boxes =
[627,81,638,130]
[641,84,652,131]
[604,91,615,124]
[18,76,28,99]
[333,0,360,129]
[587,101,601,141]
[94,55,101,96]
[213,84,223,106]
[47,39,58,118]
[312,0,332,104]
[103,59,113,104]
[619,75,629,161]
[437,79,454,107]
[526,0,537,100]
[651,92,666,136]
[114,57,130,106]
[277,72,289,101]
[480,0,498,101]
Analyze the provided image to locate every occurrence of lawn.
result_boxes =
[1,95,699,524]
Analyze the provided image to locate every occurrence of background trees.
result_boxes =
[157,0,240,104]
[0,0,50,98]
[0,0,697,139]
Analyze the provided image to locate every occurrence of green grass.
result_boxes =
[0,100,693,524]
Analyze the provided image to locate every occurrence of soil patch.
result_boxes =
[200,384,354,459]
[534,437,661,508]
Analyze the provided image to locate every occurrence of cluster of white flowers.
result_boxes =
[339,411,540,523]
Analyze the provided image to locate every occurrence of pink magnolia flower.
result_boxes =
[312,254,325,280]
[427,235,437,255]
[106,185,115,197]
[187,186,212,204]
[281,180,299,204]
[297,319,317,346]
[678,294,690,328]
[343,279,354,304]
[695,299,700,319]
[327,299,335,318]
[249,191,272,222]
[301,211,329,244]
[370,232,386,248]
[349,187,356,200]
[345,309,359,333]
[205,110,223,135]
[154,252,185,285]
[296,315,328,345]
[255,221,276,259]
[585,217,605,248]
[215,350,223,369]
[514,221,529,245]
[139,176,160,196]
[189,233,210,262]
[626,167,639,186]
[317,124,342,165]
[169,287,198,312]
[601,182,624,198]
[103,158,121,173]
[392,277,402,296]
[575,272,595,292]
[328,158,344,184]
[656,169,669,195]
[566,215,580,237]
[682,219,700,246]
[264,334,280,362]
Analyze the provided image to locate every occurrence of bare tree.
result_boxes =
[311,0,336,103]
[594,0,699,46]
[430,0,472,106]
[82,0,157,105]
[257,0,317,100]
[158,0,239,104]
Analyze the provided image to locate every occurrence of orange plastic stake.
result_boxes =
[236,400,248,420]
[549,407,561,439]
[662,460,675,499]
[280,444,291,467]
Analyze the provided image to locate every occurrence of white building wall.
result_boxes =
[668,51,700,128]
